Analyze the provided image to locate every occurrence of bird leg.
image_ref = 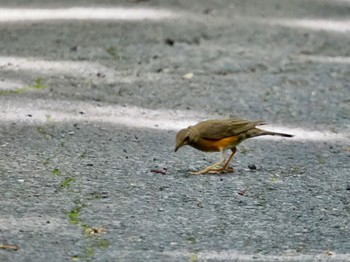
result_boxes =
[207,148,237,174]
[189,152,227,175]
[190,149,237,175]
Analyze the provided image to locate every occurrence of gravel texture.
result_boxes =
[0,0,350,261]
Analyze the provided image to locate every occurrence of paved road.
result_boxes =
[0,0,350,261]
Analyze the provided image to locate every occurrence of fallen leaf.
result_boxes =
[182,72,194,80]
[0,244,19,251]
[238,190,246,196]
[151,168,168,175]
[197,201,204,208]
[324,251,335,256]
[84,227,106,235]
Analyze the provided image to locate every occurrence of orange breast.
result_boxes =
[192,136,239,152]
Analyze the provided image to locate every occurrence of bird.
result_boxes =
[175,117,293,174]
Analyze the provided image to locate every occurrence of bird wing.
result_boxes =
[194,118,265,139]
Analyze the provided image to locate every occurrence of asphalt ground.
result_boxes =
[0,0,350,261]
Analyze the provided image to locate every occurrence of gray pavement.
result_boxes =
[0,0,350,261]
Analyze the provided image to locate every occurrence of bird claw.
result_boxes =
[189,170,209,175]
[189,166,235,175]
[207,166,235,174]
[189,160,226,175]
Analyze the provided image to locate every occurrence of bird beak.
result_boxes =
[174,142,183,152]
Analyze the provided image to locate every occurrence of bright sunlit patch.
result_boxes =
[162,250,350,261]
[0,79,24,91]
[0,98,348,142]
[0,98,204,131]
[286,19,350,32]
[318,0,350,5]
[0,7,178,22]
[0,56,117,80]
[292,55,350,64]
[250,17,350,33]
[260,126,346,142]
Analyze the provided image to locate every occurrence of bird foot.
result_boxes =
[189,170,210,175]
[189,160,225,175]
[207,166,235,174]
[189,166,235,175]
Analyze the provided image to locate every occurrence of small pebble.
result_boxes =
[165,38,174,46]
[197,201,203,208]
[248,164,256,170]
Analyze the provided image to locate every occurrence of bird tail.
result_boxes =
[260,130,293,138]
[265,131,293,138]
[248,128,294,138]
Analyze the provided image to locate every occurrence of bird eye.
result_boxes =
[184,136,190,141]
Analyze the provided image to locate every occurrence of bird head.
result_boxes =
[174,128,191,152]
